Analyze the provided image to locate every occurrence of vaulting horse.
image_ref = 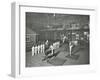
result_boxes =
[42,41,60,61]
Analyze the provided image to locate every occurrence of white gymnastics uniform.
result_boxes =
[42,44,45,53]
[63,36,66,43]
[69,45,73,56]
[56,42,58,48]
[35,46,38,55]
[53,43,56,49]
[32,46,35,56]
[45,40,48,45]
[38,45,40,54]
[69,42,73,56]
[40,44,43,53]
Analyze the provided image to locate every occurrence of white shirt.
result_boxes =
[40,44,43,53]
[35,46,38,55]
[32,46,35,56]
[38,45,40,54]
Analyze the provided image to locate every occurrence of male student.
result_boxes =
[40,43,43,54]
[50,44,54,55]
[38,43,40,54]
[42,42,45,54]
[35,45,38,55]
[32,45,35,56]
[69,42,73,56]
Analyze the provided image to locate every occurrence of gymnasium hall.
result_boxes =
[26,12,89,67]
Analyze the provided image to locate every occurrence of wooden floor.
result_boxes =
[26,43,89,67]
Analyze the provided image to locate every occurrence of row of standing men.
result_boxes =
[32,40,60,56]
[32,43,45,56]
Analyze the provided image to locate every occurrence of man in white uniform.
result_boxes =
[40,43,43,54]
[69,42,73,56]
[56,42,60,49]
[42,43,45,54]
[63,36,67,43]
[35,45,38,55]
[53,42,56,49]
[45,40,48,45]
[38,44,40,54]
[32,46,35,56]
[50,45,54,55]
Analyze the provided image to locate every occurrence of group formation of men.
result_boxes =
[31,33,79,58]
[48,41,60,56]
[32,43,45,56]
[31,40,60,57]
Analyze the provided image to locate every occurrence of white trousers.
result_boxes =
[69,45,73,56]
[32,47,35,56]
[35,47,38,55]
[38,46,40,54]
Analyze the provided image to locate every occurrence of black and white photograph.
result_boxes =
[9,0,100,79]
[25,12,90,67]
